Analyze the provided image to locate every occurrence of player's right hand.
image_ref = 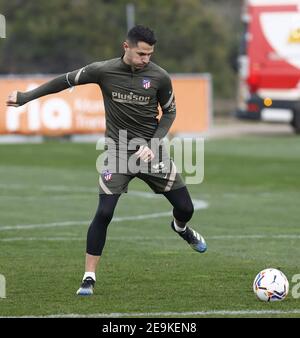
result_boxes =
[135,144,155,163]
[6,91,20,107]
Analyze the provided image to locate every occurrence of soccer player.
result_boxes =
[6,25,207,296]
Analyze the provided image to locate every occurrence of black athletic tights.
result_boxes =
[86,186,194,256]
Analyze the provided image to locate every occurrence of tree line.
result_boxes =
[0,0,242,98]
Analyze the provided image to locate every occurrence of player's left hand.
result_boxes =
[6,91,20,107]
[135,145,154,162]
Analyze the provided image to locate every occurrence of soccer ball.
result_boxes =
[253,268,289,302]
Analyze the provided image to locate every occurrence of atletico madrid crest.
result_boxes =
[103,169,112,181]
[142,78,151,89]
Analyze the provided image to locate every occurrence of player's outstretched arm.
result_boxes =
[6,63,100,107]
[6,73,75,107]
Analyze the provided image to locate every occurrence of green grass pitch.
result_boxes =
[0,135,300,318]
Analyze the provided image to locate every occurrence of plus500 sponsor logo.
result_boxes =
[112,91,150,105]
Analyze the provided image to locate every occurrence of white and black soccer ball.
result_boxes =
[253,268,289,302]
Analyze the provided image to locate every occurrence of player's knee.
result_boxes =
[95,207,114,225]
[173,202,194,223]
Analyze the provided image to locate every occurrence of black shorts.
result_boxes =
[99,159,185,194]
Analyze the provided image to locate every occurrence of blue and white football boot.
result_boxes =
[171,221,207,253]
[76,277,95,296]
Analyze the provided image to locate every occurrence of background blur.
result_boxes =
[0,0,241,116]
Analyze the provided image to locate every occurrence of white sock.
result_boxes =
[173,220,186,233]
[83,272,96,281]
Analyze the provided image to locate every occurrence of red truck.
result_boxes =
[236,0,300,133]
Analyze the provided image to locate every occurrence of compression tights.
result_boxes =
[86,186,194,256]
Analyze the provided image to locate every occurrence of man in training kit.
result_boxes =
[6,25,207,296]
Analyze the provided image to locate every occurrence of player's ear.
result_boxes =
[123,41,129,52]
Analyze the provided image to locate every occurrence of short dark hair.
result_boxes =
[127,25,157,46]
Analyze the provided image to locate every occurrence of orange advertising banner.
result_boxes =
[0,75,211,136]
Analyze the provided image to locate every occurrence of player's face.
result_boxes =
[123,41,154,70]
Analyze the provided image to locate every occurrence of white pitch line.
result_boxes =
[0,220,88,231]
[2,309,300,318]
[0,183,96,193]
[209,234,300,239]
[0,210,182,231]
[0,195,90,201]
[0,191,209,231]
[0,183,155,195]
[0,237,83,242]
[1,234,300,242]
